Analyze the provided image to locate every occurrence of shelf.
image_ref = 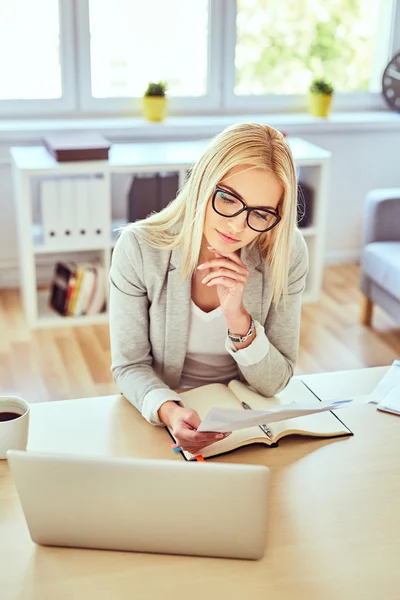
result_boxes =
[32,223,111,254]
[14,137,329,329]
[35,289,108,329]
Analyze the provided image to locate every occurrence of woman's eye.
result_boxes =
[254,211,268,221]
[220,193,235,204]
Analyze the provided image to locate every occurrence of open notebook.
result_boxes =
[168,378,352,461]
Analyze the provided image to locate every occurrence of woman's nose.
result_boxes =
[227,213,247,233]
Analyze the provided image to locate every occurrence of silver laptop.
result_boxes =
[7,450,269,560]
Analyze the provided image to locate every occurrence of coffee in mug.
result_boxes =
[0,396,30,459]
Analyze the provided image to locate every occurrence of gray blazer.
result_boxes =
[109,227,308,425]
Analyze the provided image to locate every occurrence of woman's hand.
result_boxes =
[158,402,231,455]
[197,248,249,320]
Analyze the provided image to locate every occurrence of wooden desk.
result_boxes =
[1,366,399,600]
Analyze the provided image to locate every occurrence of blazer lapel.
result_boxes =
[163,246,191,388]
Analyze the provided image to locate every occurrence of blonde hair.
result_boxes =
[129,122,298,304]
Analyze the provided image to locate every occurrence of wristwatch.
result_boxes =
[228,317,255,343]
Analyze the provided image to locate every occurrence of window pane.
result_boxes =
[0,0,61,100]
[89,0,208,98]
[236,0,392,95]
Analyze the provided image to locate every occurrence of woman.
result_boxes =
[109,122,308,455]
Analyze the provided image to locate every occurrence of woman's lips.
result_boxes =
[216,229,240,244]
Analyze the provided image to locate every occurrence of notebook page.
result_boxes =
[228,378,319,409]
[195,378,350,435]
[270,409,349,438]
[178,383,240,421]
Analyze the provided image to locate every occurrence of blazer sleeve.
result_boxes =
[109,228,182,426]
[227,231,309,397]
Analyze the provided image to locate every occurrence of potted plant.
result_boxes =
[142,81,168,122]
[308,78,334,118]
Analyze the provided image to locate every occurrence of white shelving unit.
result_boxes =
[10,137,331,329]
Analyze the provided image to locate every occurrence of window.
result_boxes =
[234,0,393,97]
[1,0,399,117]
[0,0,61,100]
[88,0,209,99]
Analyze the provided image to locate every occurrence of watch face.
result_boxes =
[382,52,400,111]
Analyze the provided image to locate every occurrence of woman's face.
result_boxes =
[203,166,283,253]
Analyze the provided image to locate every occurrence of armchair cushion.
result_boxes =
[362,242,400,301]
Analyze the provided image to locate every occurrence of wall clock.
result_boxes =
[382,51,400,112]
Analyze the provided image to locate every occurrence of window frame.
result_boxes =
[0,0,399,118]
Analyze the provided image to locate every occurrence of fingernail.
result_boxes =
[202,278,207,284]
[216,433,224,439]
[197,264,204,270]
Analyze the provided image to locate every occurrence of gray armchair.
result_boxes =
[360,189,400,326]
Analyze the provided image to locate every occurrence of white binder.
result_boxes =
[58,179,76,246]
[75,178,92,246]
[40,180,60,247]
[88,176,109,244]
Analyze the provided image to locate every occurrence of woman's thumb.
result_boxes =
[184,409,201,430]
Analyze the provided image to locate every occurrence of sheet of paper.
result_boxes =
[377,381,400,415]
[197,399,353,433]
[368,360,400,404]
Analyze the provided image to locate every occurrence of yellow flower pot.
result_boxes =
[308,93,333,118]
[142,96,167,122]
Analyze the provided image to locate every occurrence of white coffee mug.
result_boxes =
[0,396,30,459]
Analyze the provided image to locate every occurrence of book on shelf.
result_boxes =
[168,378,352,461]
[42,133,111,162]
[49,261,106,317]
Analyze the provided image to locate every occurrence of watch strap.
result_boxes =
[228,318,255,343]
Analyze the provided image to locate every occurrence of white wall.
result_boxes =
[0,117,399,287]
[305,129,400,263]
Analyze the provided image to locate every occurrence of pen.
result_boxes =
[241,401,273,439]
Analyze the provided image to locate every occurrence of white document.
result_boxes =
[377,382,400,416]
[369,360,400,404]
[197,399,353,433]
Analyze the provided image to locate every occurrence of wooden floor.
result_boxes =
[0,264,399,404]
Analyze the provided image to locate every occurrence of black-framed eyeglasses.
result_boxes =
[212,187,281,233]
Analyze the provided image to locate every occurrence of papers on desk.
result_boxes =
[368,360,400,405]
[197,398,354,433]
[377,382,400,416]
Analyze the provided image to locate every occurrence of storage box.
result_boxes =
[43,133,111,162]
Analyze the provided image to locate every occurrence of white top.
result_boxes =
[179,301,270,389]
[179,302,239,388]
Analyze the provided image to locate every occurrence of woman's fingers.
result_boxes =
[176,426,227,446]
[198,258,247,275]
[178,432,232,454]
[201,268,247,285]
[205,277,245,289]
[207,247,245,267]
